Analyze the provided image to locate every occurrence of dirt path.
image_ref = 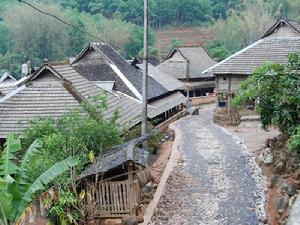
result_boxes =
[150,105,266,225]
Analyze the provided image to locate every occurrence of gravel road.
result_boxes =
[151,105,266,225]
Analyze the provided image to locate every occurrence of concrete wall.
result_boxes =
[190,96,216,106]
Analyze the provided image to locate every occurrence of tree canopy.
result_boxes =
[233,53,300,151]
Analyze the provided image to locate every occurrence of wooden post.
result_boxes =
[127,162,135,215]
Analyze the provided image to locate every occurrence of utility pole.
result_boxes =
[186,59,190,109]
[141,0,148,146]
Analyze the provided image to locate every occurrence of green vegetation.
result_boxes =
[0,133,78,224]
[0,0,300,76]
[233,53,300,152]
[45,190,80,225]
[0,1,155,77]
[22,96,122,185]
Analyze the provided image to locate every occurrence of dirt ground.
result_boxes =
[150,139,173,184]
[226,120,281,225]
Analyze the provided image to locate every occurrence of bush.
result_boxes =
[22,98,123,184]
[289,126,300,153]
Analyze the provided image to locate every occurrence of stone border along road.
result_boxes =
[149,105,267,225]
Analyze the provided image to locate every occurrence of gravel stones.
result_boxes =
[150,105,267,225]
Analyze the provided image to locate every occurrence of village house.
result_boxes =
[0,63,149,144]
[157,46,217,98]
[0,72,17,98]
[71,42,186,124]
[78,135,151,220]
[204,18,300,107]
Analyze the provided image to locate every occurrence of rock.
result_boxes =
[293,180,300,189]
[293,168,300,180]
[280,183,297,196]
[273,195,289,212]
[103,219,122,225]
[270,175,284,188]
[279,151,289,162]
[275,162,286,174]
[137,215,144,223]
[258,148,273,165]
[142,186,151,193]
[259,217,268,224]
[289,195,297,208]
[121,215,139,225]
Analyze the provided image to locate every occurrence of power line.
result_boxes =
[18,0,107,43]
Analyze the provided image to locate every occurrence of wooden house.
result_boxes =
[78,136,151,219]
[157,46,217,97]
[71,42,186,124]
[204,18,300,107]
[0,63,148,143]
[0,72,17,98]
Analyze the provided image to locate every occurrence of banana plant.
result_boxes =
[0,133,79,224]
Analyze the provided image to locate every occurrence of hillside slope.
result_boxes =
[155,27,214,60]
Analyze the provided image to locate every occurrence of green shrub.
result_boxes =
[289,126,300,153]
[22,100,123,184]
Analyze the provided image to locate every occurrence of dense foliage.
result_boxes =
[233,53,300,152]
[206,0,300,60]
[0,0,300,76]
[22,95,122,185]
[0,133,78,224]
[22,115,122,185]
[0,1,155,77]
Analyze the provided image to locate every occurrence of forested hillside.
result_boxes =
[0,0,299,77]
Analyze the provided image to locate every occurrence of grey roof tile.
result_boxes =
[206,37,300,75]
[78,136,149,179]
[0,64,145,138]
[158,46,216,79]
[73,43,168,100]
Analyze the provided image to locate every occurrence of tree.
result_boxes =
[0,22,10,55]
[4,3,68,66]
[22,96,123,185]
[241,0,273,44]
[170,38,182,49]
[233,53,300,135]
[207,0,273,58]
[0,133,79,224]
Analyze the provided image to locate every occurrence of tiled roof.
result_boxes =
[136,64,185,91]
[78,136,149,180]
[205,37,300,75]
[0,72,16,84]
[0,64,145,138]
[157,46,216,79]
[0,82,85,138]
[73,43,169,101]
[52,65,144,127]
[148,92,186,118]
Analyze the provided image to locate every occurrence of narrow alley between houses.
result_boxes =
[151,105,266,225]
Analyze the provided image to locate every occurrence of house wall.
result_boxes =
[216,74,248,93]
[78,49,108,63]
[268,24,300,38]
[168,51,186,62]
